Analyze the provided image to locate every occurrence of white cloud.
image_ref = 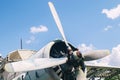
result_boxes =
[102,4,120,19]
[26,36,35,44]
[108,45,120,66]
[78,43,95,53]
[30,25,48,34]
[26,25,48,44]
[104,25,112,31]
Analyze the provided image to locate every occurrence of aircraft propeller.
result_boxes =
[48,2,71,50]
[48,2,109,80]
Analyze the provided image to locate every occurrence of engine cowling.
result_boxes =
[42,40,80,79]
[42,39,77,58]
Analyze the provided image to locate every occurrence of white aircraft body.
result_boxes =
[0,2,120,80]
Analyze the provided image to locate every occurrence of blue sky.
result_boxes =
[0,0,120,58]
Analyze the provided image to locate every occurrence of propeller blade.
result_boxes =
[83,50,110,61]
[48,2,70,49]
[76,67,87,80]
[4,58,67,72]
